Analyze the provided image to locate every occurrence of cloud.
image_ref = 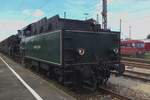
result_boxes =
[108,0,114,4]
[0,20,28,41]
[93,0,150,39]
[108,11,150,39]
[135,0,149,2]
[65,0,86,5]
[22,9,44,17]
[0,9,45,41]
[22,9,31,16]
[33,9,44,17]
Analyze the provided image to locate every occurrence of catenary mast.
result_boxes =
[102,0,107,30]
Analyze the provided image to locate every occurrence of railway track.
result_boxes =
[98,87,131,100]
[73,86,131,100]
[122,57,150,64]
[121,57,150,81]
[121,57,150,69]
[39,70,132,100]
[25,65,131,100]
[123,70,150,82]
[112,68,150,82]
[1,54,139,100]
[3,55,143,100]
[122,60,150,69]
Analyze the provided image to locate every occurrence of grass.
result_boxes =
[144,52,150,59]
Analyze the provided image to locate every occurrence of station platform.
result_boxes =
[0,53,75,100]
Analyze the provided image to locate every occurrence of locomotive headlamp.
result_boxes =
[113,48,118,54]
[78,48,85,56]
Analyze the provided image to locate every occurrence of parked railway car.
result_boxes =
[142,39,150,52]
[121,40,145,57]
[0,15,125,90]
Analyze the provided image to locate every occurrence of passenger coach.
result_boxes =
[121,40,145,57]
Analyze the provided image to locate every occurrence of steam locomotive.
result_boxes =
[0,15,125,90]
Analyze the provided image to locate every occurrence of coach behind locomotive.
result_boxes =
[18,15,125,90]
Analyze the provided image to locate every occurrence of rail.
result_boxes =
[98,87,131,100]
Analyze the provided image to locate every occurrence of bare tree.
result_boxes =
[147,34,150,39]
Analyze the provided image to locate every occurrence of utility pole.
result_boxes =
[96,14,99,24]
[120,19,122,39]
[129,26,131,39]
[84,13,89,20]
[102,0,107,30]
[64,12,66,19]
[120,19,122,33]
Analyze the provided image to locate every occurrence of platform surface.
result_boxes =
[0,53,75,100]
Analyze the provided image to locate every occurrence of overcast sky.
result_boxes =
[0,0,150,41]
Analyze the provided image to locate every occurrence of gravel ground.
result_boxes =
[107,75,150,100]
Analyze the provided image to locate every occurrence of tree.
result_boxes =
[147,34,150,39]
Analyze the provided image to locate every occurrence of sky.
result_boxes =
[0,0,150,41]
